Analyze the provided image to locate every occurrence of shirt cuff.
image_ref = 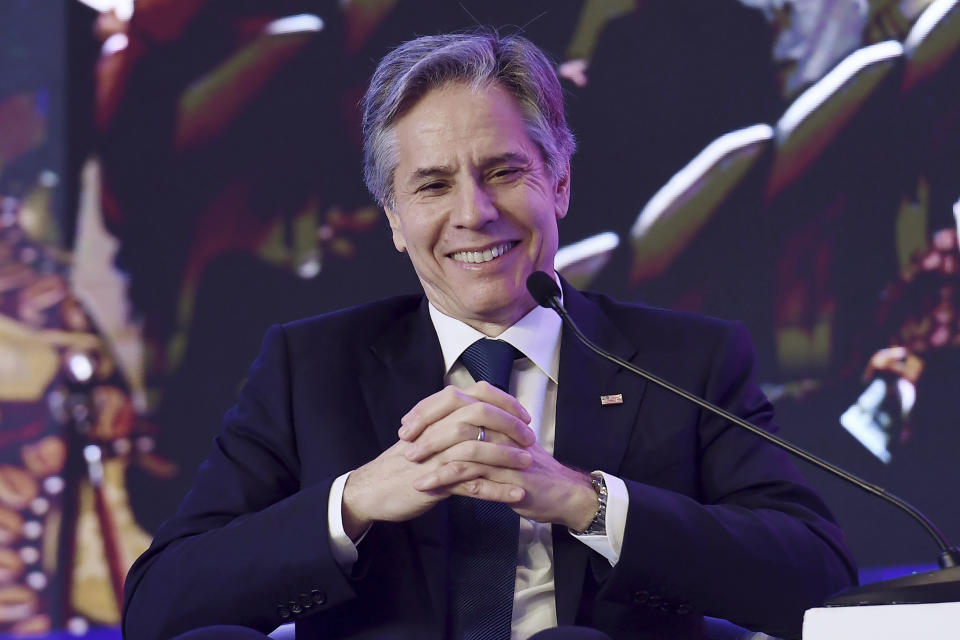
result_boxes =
[569,471,628,567]
[328,471,365,570]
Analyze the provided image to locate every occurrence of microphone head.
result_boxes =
[526,271,561,308]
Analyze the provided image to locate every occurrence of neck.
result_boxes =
[434,303,537,338]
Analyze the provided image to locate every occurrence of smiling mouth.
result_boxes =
[450,241,519,265]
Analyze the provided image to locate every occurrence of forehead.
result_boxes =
[391,82,539,170]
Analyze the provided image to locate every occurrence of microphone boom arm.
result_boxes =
[543,294,960,570]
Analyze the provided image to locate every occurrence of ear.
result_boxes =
[383,205,407,253]
[554,162,571,220]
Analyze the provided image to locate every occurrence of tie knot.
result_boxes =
[460,339,520,392]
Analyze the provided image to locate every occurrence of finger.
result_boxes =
[441,440,533,470]
[402,419,486,462]
[399,382,531,440]
[461,400,536,446]
[449,479,525,504]
[413,464,526,502]
[404,403,535,461]
[398,385,475,441]
[420,477,525,504]
[463,381,531,424]
[412,446,530,491]
[413,460,485,492]
[411,443,533,482]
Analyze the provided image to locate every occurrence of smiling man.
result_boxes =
[382,80,568,334]
[122,31,855,640]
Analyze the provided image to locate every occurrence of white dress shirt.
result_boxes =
[327,289,629,639]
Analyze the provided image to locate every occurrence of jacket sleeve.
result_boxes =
[122,325,357,640]
[598,322,857,639]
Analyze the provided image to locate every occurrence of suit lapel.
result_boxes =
[358,299,450,624]
[552,282,648,625]
[361,298,445,452]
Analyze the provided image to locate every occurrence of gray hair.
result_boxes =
[361,30,576,209]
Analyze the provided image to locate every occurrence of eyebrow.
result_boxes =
[404,151,533,186]
[407,165,455,185]
[479,151,532,169]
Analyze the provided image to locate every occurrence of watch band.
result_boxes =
[571,471,607,536]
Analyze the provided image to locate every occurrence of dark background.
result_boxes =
[1,0,958,633]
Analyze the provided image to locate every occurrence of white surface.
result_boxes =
[554,231,620,269]
[803,602,960,639]
[776,40,904,138]
[264,14,324,35]
[904,0,959,57]
[631,124,773,238]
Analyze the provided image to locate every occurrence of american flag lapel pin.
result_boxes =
[600,394,623,406]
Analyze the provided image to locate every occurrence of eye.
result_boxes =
[418,181,448,193]
[489,167,521,181]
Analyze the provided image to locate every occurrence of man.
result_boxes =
[122,31,856,640]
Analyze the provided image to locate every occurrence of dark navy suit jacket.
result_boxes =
[122,284,855,640]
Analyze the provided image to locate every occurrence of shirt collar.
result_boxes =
[427,275,563,383]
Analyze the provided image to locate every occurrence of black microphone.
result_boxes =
[526,270,960,605]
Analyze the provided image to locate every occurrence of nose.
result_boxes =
[451,176,498,229]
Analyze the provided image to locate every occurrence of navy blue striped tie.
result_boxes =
[449,339,521,640]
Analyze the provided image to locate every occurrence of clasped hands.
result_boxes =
[341,382,597,540]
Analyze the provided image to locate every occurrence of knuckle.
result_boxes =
[514,419,530,439]
[463,480,482,496]
[477,403,499,425]
[442,385,463,401]
[460,423,479,441]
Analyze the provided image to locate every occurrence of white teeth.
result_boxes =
[452,242,515,264]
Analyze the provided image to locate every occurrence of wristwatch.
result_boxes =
[572,471,607,536]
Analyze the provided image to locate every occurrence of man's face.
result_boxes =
[384,82,570,334]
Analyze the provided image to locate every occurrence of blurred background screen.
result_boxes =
[0,0,958,635]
